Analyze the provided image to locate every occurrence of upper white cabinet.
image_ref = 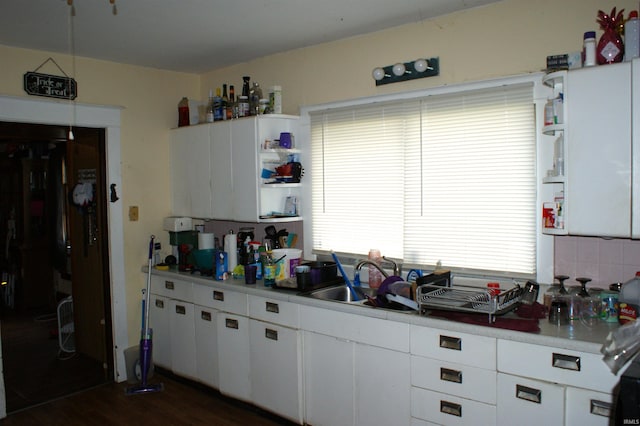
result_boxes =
[542,62,633,238]
[169,115,302,223]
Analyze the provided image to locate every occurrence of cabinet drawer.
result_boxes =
[565,387,613,426]
[192,284,247,315]
[249,296,299,328]
[410,325,496,370]
[150,275,193,301]
[497,340,618,393]
[411,387,496,425]
[411,355,497,405]
[496,373,564,426]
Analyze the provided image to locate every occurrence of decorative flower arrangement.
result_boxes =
[596,7,625,64]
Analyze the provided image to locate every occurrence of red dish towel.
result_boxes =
[427,309,540,333]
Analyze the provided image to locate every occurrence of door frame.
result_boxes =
[0,96,128,386]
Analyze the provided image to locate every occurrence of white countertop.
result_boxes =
[148,267,618,355]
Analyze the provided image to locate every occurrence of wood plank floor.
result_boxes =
[2,371,298,425]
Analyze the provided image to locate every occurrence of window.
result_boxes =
[308,82,537,278]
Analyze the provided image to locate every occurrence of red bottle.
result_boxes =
[178,97,190,127]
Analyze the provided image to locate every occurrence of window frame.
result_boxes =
[299,72,554,283]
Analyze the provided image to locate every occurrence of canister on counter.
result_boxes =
[600,290,619,323]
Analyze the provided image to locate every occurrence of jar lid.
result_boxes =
[584,31,596,39]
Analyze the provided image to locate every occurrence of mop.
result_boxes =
[126,235,164,395]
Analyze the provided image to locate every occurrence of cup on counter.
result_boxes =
[549,299,569,326]
[296,265,311,289]
[580,296,608,327]
[245,264,257,285]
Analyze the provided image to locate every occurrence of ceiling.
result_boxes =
[0,0,499,74]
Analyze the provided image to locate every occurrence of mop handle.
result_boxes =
[143,235,155,339]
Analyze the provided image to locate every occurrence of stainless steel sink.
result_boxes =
[306,285,376,303]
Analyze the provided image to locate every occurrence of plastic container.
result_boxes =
[269,85,282,114]
[272,248,302,281]
[619,271,640,324]
[626,11,640,61]
[583,31,597,67]
[368,249,383,289]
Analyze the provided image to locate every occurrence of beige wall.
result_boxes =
[0,0,636,346]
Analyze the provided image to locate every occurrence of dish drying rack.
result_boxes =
[416,284,523,323]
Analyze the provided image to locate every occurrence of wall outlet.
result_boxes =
[129,206,139,221]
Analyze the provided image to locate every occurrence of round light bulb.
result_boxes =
[392,63,406,76]
[372,67,386,81]
[414,58,429,73]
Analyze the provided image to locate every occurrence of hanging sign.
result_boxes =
[24,72,77,100]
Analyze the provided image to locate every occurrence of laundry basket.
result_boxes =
[57,296,75,353]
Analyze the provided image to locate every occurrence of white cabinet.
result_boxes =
[217,312,251,402]
[303,331,355,426]
[148,293,171,369]
[169,115,302,222]
[148,276,196,379]
[194,304,219,389]
[497,340,618,426]
[170,124,211,218]
[410,325,497,425]
[542,62,633,237]
[300,305,411,426]
[168,298,197,380]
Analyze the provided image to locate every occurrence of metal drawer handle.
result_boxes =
[165,280,174,290]
[590,399,612,417]
[213,290,224,301]
[266,301,280,314]
[552,353,581,371]
[440,367,462,384]
[439,335,462,351]
[200,311,211,321]
[440,400,462,417]
[175,304,186,315]
[225,318,238,329]
[265,328,278,341]
[516,384,542,404]
[155,299,164,309]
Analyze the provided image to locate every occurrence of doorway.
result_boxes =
[0,122,113,413]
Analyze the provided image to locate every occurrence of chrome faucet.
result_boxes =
[354,256,401,279]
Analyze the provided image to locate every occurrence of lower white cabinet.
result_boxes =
[249,319,303,424]
[303,331,354,426]
[497,372,564,426]
[194,305,219,389]
[148,294,171,369]
[355,343,410,426]
[217,312,251,402]
[565,387,614,426]
[168,299,197,380]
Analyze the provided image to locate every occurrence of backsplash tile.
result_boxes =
[555,236,640,289]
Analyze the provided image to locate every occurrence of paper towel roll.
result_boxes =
[198,233,215,250]
[224,232,237,272]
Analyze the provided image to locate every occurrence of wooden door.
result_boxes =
[66,128,111,367]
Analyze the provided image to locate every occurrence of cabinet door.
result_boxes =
[249,320,303,423]
[217,313,251,402]
[565,387,613,426]
[303,331,355,426]
[355,343,410,426]
[210,121,233,219]
[168,299,197,380]
[496,373,564,426]
[567,62,632,237]
[148,293,171,369]
[230,118,259,222]
[170,124,212,218]
[194,305,219,389]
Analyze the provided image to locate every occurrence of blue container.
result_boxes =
[192,249,215,270]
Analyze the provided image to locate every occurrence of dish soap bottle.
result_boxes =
[368,249,383,289]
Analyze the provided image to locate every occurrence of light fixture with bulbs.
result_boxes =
[372,57,439,86]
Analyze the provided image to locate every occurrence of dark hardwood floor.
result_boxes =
[1,307,107,413]
[2,372,297,425]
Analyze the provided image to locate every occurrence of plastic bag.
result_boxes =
[601,319,640,374]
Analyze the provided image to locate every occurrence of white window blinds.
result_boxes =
[310,83,536,277]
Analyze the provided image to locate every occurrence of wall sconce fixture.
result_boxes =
[372,57,439,86]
